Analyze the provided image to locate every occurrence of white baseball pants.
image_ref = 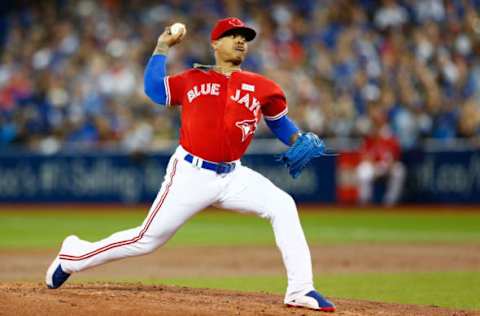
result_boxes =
[357,160,406,205]
[58,146,315,302]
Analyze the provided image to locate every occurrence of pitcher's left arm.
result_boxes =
[262,81,331,179]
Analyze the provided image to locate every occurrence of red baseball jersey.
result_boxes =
[164,69,287,162]
[360,130,401,163]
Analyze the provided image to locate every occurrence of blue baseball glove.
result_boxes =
[277,132,333,179]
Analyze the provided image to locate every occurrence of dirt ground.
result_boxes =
[1,244,480,316]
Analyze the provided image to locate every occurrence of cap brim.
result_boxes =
[219,27,256,41]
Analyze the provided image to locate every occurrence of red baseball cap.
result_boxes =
[210,17,256,42]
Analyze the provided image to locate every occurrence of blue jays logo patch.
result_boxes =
[235,119,257,142]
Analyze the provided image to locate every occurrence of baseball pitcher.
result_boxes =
[46,17,335,312]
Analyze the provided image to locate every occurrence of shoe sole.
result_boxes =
[45,256,60,289]
[286,303,336,312]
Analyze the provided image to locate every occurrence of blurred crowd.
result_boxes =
[1,0,480,153]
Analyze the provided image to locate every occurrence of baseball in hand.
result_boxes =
[170,23,186,37]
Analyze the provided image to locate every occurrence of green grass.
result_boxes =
[1,208,480,249]
[87,271,479,310]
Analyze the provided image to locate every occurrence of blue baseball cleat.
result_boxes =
[45,257,70,289]
[286,290,336,312]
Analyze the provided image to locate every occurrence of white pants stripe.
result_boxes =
[59,146,314,302]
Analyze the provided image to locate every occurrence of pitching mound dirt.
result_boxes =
[2,243,479,315]
[0,282,477,316]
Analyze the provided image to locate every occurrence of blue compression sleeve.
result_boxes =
[265,115,300,145]
[144,54,168,105]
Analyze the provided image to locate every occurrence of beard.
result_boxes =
[215,49,246,66]
[227,47,246,65]
[228,53,244,66]
[231,57,243,66]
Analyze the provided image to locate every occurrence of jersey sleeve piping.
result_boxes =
[264,108,288,121]
[164,76,171,106]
